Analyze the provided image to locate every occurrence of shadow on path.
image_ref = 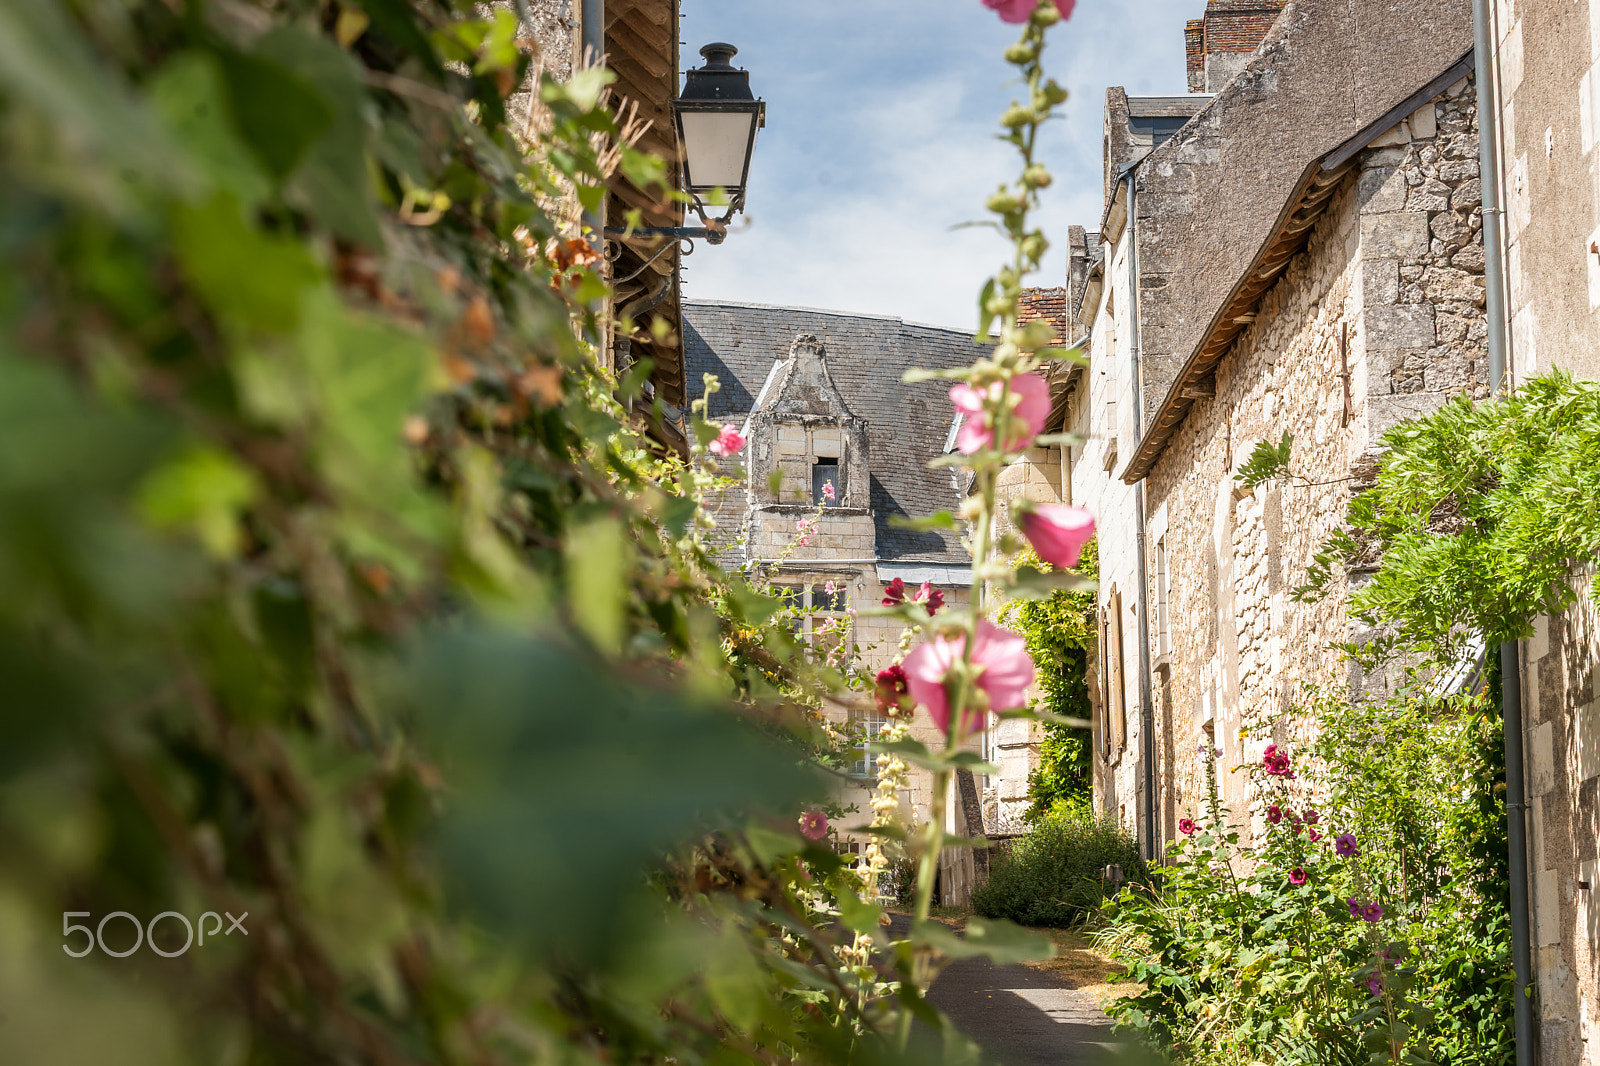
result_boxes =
[889,916,1135,1066]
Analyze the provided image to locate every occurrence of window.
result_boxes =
[812,458,839,505]
[849,711,888,779]
[775,582,851,658]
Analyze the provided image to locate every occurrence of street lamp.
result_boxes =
[605,42,765,246]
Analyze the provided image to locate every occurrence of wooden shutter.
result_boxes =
[1109,589,1126,753]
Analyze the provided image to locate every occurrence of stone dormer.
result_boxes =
[743,334,874,563]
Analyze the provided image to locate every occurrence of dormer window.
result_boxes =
[812,457,839,505]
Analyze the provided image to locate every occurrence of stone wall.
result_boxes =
[1141,78,1487,845]
[1487,0,1600,1055]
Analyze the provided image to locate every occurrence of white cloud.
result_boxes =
[675,0,1195,330]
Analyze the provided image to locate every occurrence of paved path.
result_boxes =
[889,916,1126,1065]
[926,949,1123,1066]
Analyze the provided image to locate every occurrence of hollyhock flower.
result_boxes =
[1267,805,1283,824]
[949,373,1050,454]
[1019,504,1095,569]
[982,0,1076,23]
[1367,973,1384,996]
[1179,818,1196,836]
[798,809,828,841]
[917,581,945,616]
[1362,902,1384,923]
[1309,828,1322,843]
[709,424,746,457]
[822,480,836,501]
[881,577,907,606]
[1288,868,1308,887]
[875,664,910,711]
[1348,897,1364,918]
[1335,833,1361,858]
[904,620,1035,738]
[1304,809,1320,825]
[1263,744,1278,757]
[824,581,836,595]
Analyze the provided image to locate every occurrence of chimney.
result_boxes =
[1185,1,1286,93]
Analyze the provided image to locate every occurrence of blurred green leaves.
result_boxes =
[408,627,821,964]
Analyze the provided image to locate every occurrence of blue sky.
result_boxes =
[675,0,1197,331]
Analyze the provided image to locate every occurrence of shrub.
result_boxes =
[972,803,1145,928]
[1099,683,1512,1064]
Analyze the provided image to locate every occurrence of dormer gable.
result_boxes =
[745,334,870,510]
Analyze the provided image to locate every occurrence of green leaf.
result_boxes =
[136,444,259,559]
[149,52,272,210]
[172,195,321,332]
[566,517,627,654]
[888,511,956,531]
[218,47,333,180]
[255,27,382,247]
[912,917,1053,965]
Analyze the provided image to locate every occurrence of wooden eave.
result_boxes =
[605,0,687,416]
[1120,49,1477,485]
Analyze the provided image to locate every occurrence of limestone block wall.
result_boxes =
[1142,87,1487,847]
[1523,585,1600,1065]
[1486,0,1600,1054]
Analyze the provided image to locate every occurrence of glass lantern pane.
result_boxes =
[679,110,756,191]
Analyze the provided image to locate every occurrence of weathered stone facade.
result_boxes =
[1483,0,1600,1056]
[1144,74,1488,839]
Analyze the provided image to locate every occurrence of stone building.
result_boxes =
[685,301,1018,898]
[1052,0,1482,860]
[1480,0,1600,1056]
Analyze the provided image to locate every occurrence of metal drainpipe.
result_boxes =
[1472,3,1535,1058]
[1125,169,1160,864]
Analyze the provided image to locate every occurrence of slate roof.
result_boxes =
[684,301,985,565]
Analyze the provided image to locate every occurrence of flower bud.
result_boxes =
[1000,104,1035,129]
[986,190,1023,215]
[1004,42,1036,64]
[1022,164,1053,189]
[1030,3,1061,26]
[1040,79,1069,105]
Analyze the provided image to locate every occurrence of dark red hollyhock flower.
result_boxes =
[874,664,909,711]
[881,577,907,606]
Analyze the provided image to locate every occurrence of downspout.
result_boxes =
[1125,168,1160,864]
[1471,3,1535,1058]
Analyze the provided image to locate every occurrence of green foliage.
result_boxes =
[0,1,921,1062]
[1296,371,1600,660]
[1236,430,1294,490]
[971,803,1143,929]
[1100,685,1512,1064]
[999,539,1097,819]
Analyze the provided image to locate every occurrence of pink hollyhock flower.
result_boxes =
[1347,897,1364,918]
[822,480,835,501]
[709,424,746,457]
[1288,868,1308,887]
[1335,833,1360,858]
[1178,818,1196,836]
[798,809,828,841]
[882,577,907,606]
[982,0,1076,23]
[1309,828,1322,843]
[1367,973,1384,996]
[1266,805,1283,824]
[1020,504,1095,569]
[949,373,1050,454]
[903,620,1035,738]
[875,664,910,711]
[1362,901,1384,923]
[917,581,946,616]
